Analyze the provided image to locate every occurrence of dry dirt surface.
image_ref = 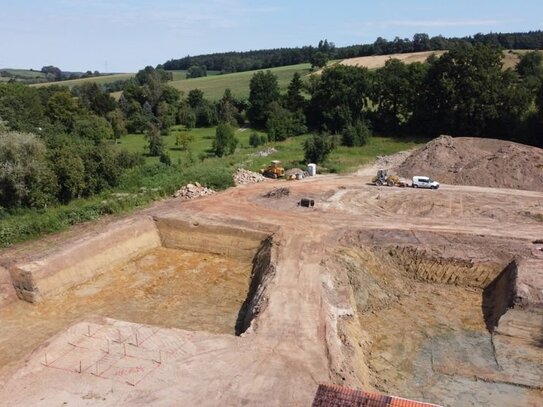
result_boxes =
[340,51,446,69]
[397,135,543,192]
[0,144,542,407]
[338,49,534,70]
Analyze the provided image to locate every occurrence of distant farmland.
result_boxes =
[166,64,312,100]
[337,49,535,70]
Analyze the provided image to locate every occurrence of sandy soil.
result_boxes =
[340,51,446,69]
[0,248,250,378]
[0,140,542,406]
[397,135,543,192]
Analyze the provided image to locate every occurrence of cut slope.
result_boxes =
[397,136,543,191]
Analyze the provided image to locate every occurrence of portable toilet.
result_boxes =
[307,163,317,176]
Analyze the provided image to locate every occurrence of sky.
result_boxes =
[1,0,542,72]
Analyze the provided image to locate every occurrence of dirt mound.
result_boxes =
[397,136,543,191]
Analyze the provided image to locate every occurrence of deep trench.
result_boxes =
[334,245,532,406]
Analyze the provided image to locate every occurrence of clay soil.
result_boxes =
[397,135,543,192]
[0,137,542,406]
[0,248,251,377]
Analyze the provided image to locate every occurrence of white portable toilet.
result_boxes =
[307,163,317,176]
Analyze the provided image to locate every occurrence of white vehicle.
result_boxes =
[412,176,440,189]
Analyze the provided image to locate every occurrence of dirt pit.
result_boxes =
[334,245,543,406]
[0,247,251,377]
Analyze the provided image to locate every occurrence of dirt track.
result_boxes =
[0,151,542,406]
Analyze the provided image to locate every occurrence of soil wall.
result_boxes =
[0,265,16,306]
[155,217,268,262]
[9,217,161,303]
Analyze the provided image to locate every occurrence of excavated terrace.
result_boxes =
[0,159,542,406]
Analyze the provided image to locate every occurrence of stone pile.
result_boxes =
[233,168,267,186]
[172,182,216,200]
[285,168,309,179]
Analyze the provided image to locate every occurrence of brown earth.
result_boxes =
[338,49,536,70]
[0,142,542,406]
[397,135,543,191]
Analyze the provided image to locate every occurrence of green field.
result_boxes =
[0,128,423,248]
[116,126,422,173]
[166,64,313,100]
[30,73,135,88]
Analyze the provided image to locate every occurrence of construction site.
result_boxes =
[0,136,541,406]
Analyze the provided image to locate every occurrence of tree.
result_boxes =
[516,51,543,92]
[41,65,62,81]
[0,131,57,209]
[248,71,280,128]
[187,89,205,108]
[213,123,238,157]
[285,72,306,112]
[217,88,240,126]
[266,102,307,141]
[310,52,329,70]
[303,133,335,164]
[46,91,81,129]
[309,65,371,133]
[73,115,114,143]
[74,82,116,116]
[372,59,427,132]
[414,44,528,136]
[50,148,86,203]
[107,109,128,143]
[145,124,164,156]
[186,65,207,78]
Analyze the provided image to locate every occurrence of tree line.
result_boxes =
[160,31,543,73]
[243,45,543,162]
[1,44,542,213]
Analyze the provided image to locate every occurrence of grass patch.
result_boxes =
[167,63,313,100]
[1,129,423,248]
[30,73,135,89]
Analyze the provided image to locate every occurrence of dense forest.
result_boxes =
[160,31,543,73]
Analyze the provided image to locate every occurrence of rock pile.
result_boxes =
[233,168,267,186]
[263,187,290,199]
[172,182,216,200]
[285,168,309,179]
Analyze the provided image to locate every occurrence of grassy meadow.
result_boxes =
[0,127,423,248]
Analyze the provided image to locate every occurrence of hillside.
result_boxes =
[337,49,535,70]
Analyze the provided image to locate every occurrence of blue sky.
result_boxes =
[1,0,541,72]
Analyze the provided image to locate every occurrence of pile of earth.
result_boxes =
[397,135,543,191]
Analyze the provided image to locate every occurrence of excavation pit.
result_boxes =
[0,218,273,378]
[332,244,542,406]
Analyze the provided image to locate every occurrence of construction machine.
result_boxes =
[371,169,406,187]
[261,160,285,179]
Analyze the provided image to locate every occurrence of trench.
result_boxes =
[334,245,538,407]
[0,219,274,378]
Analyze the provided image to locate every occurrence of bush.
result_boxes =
[0,131,58,209]
[159,151,172,166]
[341,120,371,147]
[249,131,267,147]
[303,133,335,163]
[145,124,164,156]
[266,103,307,141]
[213,123,238,157]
